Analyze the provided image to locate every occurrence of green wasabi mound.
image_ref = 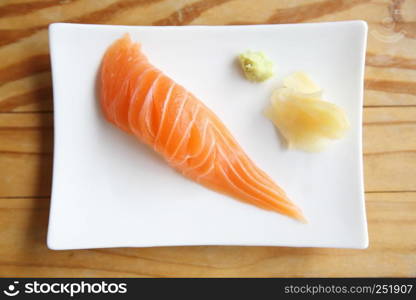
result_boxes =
[238,51,274,82]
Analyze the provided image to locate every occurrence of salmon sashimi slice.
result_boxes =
[100,34,306,222]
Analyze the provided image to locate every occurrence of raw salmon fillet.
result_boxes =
[100,34,305,222]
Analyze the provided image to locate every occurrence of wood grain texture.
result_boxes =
[363,107,416,192]
[0,0,415,111]
[0,113,52,197]
[0,0,415,277]
[0,193,415,277]
[2,108,416,197]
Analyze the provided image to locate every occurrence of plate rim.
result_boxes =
[47,21,369,250]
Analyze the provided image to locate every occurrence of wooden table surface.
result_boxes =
[0,0,415,277]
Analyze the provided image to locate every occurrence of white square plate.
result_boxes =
[48,21,368,250]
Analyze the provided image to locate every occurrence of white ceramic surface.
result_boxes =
[48,21,368,250]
